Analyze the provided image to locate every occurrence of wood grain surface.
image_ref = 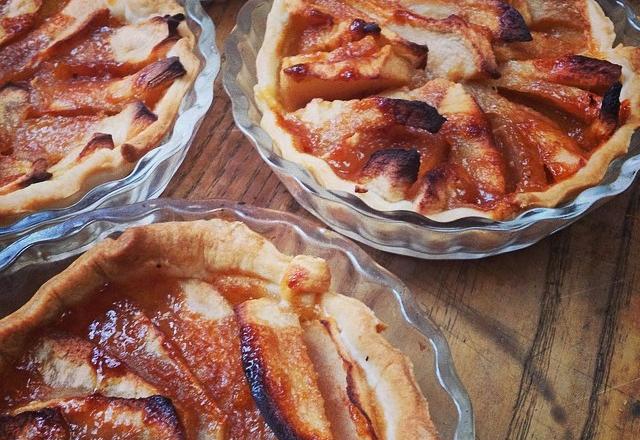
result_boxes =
[165,1,640,438]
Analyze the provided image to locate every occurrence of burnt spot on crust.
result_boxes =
[135,57,186,90]
[378,98,446,133]
[163,13,185,37]
[79,133,115,159]
[143,395,184,435]
[21,158,52,187]
[120,143,140,162]
[349,18,382,36]
[133,101,159,125]
[361,148,420,185]
[282,63,308,79]
[0,408,69,439]
[303,8,334,27]
[600,81,622,124]
[498,4,532,42]
[239,324,299,440]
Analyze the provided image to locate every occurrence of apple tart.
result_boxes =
[255,0,640,220]
[0,219,439,439]
[0,0,199,222]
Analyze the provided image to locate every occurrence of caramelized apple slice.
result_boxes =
[87,299,226,440]
[11,102,156,170]
[495,77,602,122]
[396,0,531,42]
[134,279,275,439]
[0,0,42,46]
[358,148,421,201]
[4,335,159,406]
[289,1,426,66]
[0,0,108,86]
[320,294,439,440]
[287,96,445,183]
[396,79,507,196]
[494,29,588,62]
[343,0,499,79]
[11,395,186,439]
[500,56,622,93]
[302,320,377,440]
[0,85,28,153]
[52,14,185,77]
[31,57,186,115]
[0,407,69,440]
[236,298,333,440]
[520,0,589,29]
[472,87,585,189]
[280,36,415,109]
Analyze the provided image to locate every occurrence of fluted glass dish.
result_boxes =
[0,198,474,439]
[0,0,220,247]
[222,0,640,259]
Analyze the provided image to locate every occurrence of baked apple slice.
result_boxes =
[88,299,226,440]
[396,0,531,42]
[0,0,42,46]
[31,57,187,115]
[6,395,186,439]
[133,279,274,439]
[0,0,108,86]
[236,298,333,440]
[343,0,500,79]
[320,294,439,440]
[280,36,417,109]
[52,13,186,77]
[472,87,585,190]
[302,319,378,440]
[499,56,622,93]
[3,335,159,408]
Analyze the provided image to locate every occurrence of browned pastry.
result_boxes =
[0,0,199,222]
[0,219,439,439]
[255,0,640,220]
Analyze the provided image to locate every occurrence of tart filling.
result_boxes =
[0,219,439,439]
[255,0,640,220]
[0,0,199,223]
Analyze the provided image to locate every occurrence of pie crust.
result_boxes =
[255,0,640,220]
[0,219,439,439]
[0,0,199,223]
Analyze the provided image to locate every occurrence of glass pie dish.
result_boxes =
[0,0,220,248]
[222,0,640,259]
[0,198,474,440]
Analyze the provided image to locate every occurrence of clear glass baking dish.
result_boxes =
[222,0,640,259]
[0,198,474,440]
[0,0,220,248]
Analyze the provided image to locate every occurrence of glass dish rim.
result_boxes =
[0,197,475,440]
[0,0,220,242]
[222,0,640,234]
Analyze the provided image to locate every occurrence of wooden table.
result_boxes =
[165,2,640,438]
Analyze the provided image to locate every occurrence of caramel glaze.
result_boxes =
[0,275,281,440]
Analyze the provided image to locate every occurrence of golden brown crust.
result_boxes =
[0,219,438,439]
[0,0,200,223]
[256,0,640,221]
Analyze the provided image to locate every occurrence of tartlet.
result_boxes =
[0,0,199,223]
[255,0,640,220]
[0,219,439,439]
